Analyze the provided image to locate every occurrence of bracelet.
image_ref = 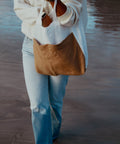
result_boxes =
[42,12,46,19]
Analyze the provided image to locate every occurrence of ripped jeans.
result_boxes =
[21,36,69,144]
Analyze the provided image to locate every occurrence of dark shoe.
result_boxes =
[53,136,58,142]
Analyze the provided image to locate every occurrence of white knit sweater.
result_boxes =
[13,0,83,39]
[14,0,88,69]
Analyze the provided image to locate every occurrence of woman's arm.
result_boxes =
[47,0,67,16]
[48,0,82,26]
[13,0,41,24]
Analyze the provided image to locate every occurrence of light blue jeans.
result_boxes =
[21,36,69,144]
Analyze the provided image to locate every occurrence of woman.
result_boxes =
[13,0,88,144]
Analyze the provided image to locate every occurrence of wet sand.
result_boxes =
[0,0,120,144]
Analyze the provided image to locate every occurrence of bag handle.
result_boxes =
[52,0,58,20]
[36,0,58,25]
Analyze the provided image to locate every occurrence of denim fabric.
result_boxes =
[21,36,69,144]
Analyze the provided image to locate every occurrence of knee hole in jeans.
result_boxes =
[31,105,50,115]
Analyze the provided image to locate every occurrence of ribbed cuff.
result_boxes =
[57,6,73,24]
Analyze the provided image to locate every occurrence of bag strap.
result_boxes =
[52,0,58,20]
[36,0,58,25]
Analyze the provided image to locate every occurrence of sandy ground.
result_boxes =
[0,0,120,144]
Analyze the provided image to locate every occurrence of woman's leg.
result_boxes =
[48,74,69,140]
[21,36,53,144]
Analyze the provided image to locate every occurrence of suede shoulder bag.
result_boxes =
[33,0,86,76]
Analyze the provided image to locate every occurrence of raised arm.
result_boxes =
[13,0,41,24]
[48,0,82,26]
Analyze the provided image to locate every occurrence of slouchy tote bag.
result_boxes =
[33,0,86,76]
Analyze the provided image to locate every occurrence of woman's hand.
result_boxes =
[42,0,67,27]
[46,0,67,17]
[42,13,53,27]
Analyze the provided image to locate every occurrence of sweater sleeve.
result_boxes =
[13,0,41,24]
[57,0,82,26]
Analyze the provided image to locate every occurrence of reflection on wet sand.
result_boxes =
[0,0,120,144]
[88,0,120,31]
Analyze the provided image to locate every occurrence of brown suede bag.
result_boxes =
[33,32,86,76]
